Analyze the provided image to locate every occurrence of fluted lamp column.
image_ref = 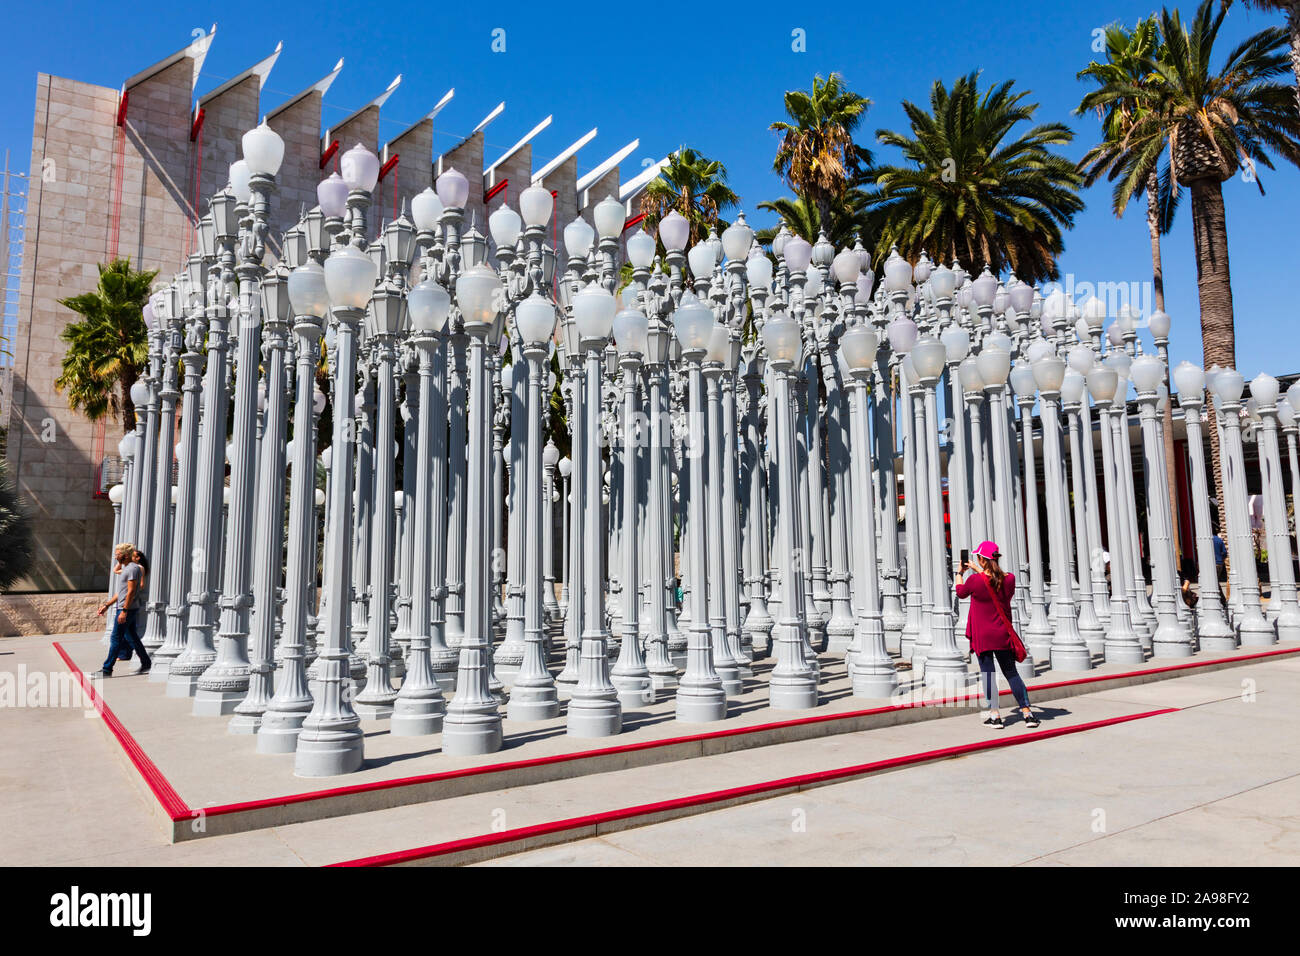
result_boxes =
[1248,372,1300,641]
[507,293,563,721]
[1173,362,1235,650]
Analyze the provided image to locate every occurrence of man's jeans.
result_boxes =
[102,609,150,674]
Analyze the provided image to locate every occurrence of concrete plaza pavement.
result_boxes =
[2,631,1298,865]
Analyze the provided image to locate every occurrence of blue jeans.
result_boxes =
[102,609,150,674]
[977,649,1029,710]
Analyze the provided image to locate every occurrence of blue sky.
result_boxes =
[2,0,1297,377]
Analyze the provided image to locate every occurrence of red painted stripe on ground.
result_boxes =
[53,641,190,821]
[328,706,1180,867]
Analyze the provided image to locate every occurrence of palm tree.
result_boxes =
[868,72,1084,284]
[1149,1,1300,370]
[770,73,874,228]
[638,147,740,247]
[1077,18,1186,560]
[754,190,882,253]
[55,258,156,431]
[1077,17,1181,313]
[0,457,34,590]
[1226,0,1300,116]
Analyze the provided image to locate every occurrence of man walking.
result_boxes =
[96,542,151,676]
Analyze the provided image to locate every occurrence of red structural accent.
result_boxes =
[51,640,1300,831]
[52,642,189,820]
[189,107,205,143]
[319,140,340,170]
[484,179,507,202]
[378,155,399,181]
[106,92,128,260]
[622,212,645,233]
[328,707,1180,867]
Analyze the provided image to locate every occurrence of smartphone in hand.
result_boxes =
[959,548,970,568]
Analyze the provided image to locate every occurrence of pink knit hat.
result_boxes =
[973,540,1000,559]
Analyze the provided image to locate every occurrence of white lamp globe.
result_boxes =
[832,250,860,285]
[687,242,715,281]
[746,255,773,289]
[672,293,717,352]
[572,284,617,342]
[1081,295,1107,329]
[1042,289,1068,320]
[1116,304,1139,334]
[613,307,649,356]
[317,172,349,218]
[1010,361,1038,399]
[130,381,149,406]
[544,442,560,467]
[1032,354,1067,392]
[288,260,330,318]
[940,325,970,364]
[435,167,470,208]
[407,278,451,334]
[854,274,873,304]
[1061,370,1087,405]
[412,187,444,232]
[902,354,919,388]
[911,336,946,381]
[241,122,284,177]
[1087,366,1119,402]
[455,265,503,330]
[627,230,656,270]
[559,456,572,478]
[108,483,125,504]
[1106,322,1124,348]
[592,195,624,239]
[1129,354,1164,394]
[1173,361,1205,401]
[228,159,252,204]
[515,293,558,347]
[705,323,730,365]
[324,244,378,309]
[761,315,802,366]
[1279,399,1296,427]
[930,263,957,300]
[118,434,135,458]
[564,217,595,261]
[783,235,813,273]
[985,330,1013,354]
[803,264,823,298]
[1068,343,1096,374]
[721,217,754,262]
[488,204,523,249]
[339,144,380,193]
[1009,281,1034,316]
[1251,372,1280,407]
[882,249,912,293]
[1026,338,1056,364]
[913,254,933,285]
[1287,381,1300,411]
[976,345,1011,386]
[839,326,879,370]
[1105,350,1133,379]
[514,184,552,229]
[960,356,985,393]
[887,316,919,354]
[970,269,998,308]
[658,210,689,253]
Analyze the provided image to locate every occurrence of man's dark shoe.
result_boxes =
[133,665,151,676]
[97,669,112,678]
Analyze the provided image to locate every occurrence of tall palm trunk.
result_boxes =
[1190,175,1236,534]
[1146,171,1182,562]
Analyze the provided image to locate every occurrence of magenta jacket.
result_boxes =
[955,572,1016,655]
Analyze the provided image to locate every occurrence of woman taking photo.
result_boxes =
[955,541,1038,729]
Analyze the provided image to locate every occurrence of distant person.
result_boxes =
[1213,531,1227,582]
[96,542,150,676]
[955,541,1037,730]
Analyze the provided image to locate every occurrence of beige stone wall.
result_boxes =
[0,592,103,636]
[384,118,433,224]
[198,75,259,218]
[267,90,325,241]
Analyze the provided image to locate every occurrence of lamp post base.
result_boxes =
[1049,644,1094,671]
[611,676,655,710]
[769,675,819,710]
[506,685,561,722]
[566,698,623,738]
[675,687,727,723]
[440,711,504,756]
[256,712,309,754]
[293,729,365,776]
[192,687,244,716]
[390,705,445,737]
